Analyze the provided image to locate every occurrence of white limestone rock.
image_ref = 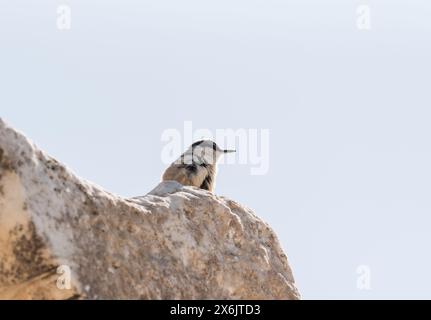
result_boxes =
[0,118,300,300]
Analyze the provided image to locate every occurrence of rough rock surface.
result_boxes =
[0,118,300,300]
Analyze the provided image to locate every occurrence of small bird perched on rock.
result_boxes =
[162,140,236,192]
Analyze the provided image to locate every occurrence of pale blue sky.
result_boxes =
[1,0,431,299]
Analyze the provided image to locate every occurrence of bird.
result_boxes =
[162,140,236,192]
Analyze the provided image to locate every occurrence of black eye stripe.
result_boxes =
[192,140,205,148]
[191,140,219,151]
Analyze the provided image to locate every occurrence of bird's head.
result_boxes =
[184,140,236,165]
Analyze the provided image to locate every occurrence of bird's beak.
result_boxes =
[223,149,236,153]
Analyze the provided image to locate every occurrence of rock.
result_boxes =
[0,118,300,300]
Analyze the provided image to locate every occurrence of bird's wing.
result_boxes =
[162,165,190,185]
[163,164,211,190]
[189,165,209,189]
[199,173,213,191]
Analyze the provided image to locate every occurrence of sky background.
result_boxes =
[1,0,431,299]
